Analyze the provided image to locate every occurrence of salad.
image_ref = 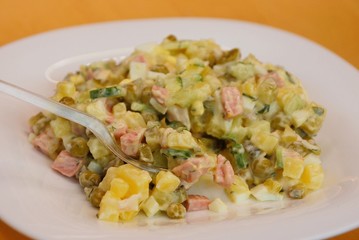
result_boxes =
[28,35,326,222]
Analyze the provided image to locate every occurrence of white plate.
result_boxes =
[0,18,358,240]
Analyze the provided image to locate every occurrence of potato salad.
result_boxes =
[28,35,326,222]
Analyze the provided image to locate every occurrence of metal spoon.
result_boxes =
[0,79,161,173]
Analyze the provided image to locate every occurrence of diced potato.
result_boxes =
[300,163,324,190]
[86,98,110,122]
[110,178,129,199]
[155,171,181,193]
[98,191,120,222]
[99,167,121,191]
[251,132,278,154]
[282,152,304,179]
[228,62,255,81]
[123,111,146,129]
[263,178,282,193]
[209,198,228,213]
[251,179,283,201]
[277,90,306,115]
[281,125,298,144]
[248,120,270,137]
[166,130,199,150]
[129,61,147,80]
[119,210,139,221]
[50,117,72,139]
[54,81,77,101]
[292,108,311,127]
[114,164,152,201]
[113,102,127,119]
[303,153,322,165]
[225,175,251,203]
[240,77,257,97]
[87,137,111,159]
[169,82,212,108]
[141,196,160,217]
[69,74,85,85]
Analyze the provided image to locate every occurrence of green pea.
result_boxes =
[89,187,106,208]
[166,203,186,219]
[79,170,101,188]
[69,137,89,157]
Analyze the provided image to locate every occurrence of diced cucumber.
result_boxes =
[161,148,193,159]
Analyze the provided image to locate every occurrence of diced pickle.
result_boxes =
[288,183,306,199]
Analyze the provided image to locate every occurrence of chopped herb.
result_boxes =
[166,120,187,130]
[242,93,257,100]
[192,63,205,67]
[161,149,193,159]
[285,71,296,84]
[193,74,203,82]
[89,86,124,99]
[257,104,270,114]
[295,128,309,139]
[231,143,248,168]
[176,76,183,87]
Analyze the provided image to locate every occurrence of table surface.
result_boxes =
[0,0,358,239]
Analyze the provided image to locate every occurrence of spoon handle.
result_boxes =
[0,79,160,173]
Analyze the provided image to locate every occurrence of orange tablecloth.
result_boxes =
[0,0,358,239]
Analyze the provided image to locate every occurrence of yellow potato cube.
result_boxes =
[113,102,127,118]
[300,163,324,190]
[141,196,160,217]
[263,178,282,193]
[251,179,283,201]
[167,130,199,150]
[99,167,122,191]
[155,171,181,193]
[251,132,278,154]
[87,137,111,160]
[281,126,298,144]
[50,117,72,139]
[69,74,85,85]
[98,191,120,222]
[248,120,270,137]
[123,111,146,129]
[86,99,109,122]
[110,178,129,199]
[119,210,139,221]
[209,198,228,213]
[54,81,77,101]
[283,155,304,179]
[115,164,152,201]
[225,175,251,203]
